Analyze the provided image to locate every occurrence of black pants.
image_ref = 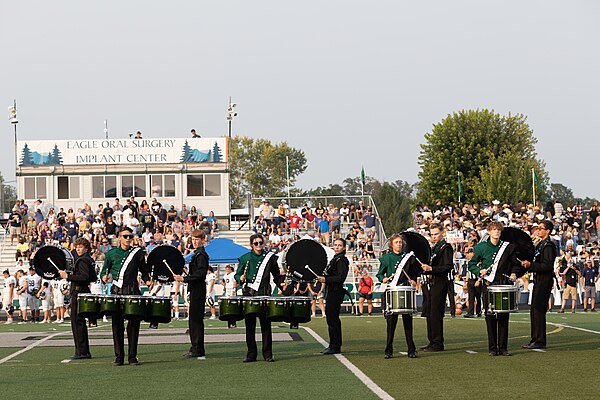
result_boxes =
[70,291,91,356]
[111,309,140,362]
[421,283,430,317]
[325,289,344,351]
[188,289,206,355]
[530,281,552,347]
[426,281,448,350]
[483,285,509,352]
[244,313,272,360]
[447,281,456,316]
[382,293,414,354]
[467,279,482,316]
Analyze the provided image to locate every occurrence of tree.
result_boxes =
[0,173,17,214]
[547,183,575,205]
[372,180,414,235]
[211,142,223,162]
[180,141,192,162]
[417,109,548,204]
[20,143,33,166]
[228,136,307,208]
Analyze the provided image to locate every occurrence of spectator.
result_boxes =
[289,210,302,235]
[362,207,378,240]
[559,259,580,313]
[581,260,597,312]
[318,212,331,246]
[357,269,373,316]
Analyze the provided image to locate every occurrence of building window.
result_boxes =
[92,176,117,198]
[205,174,221,196]
[187,174,222,197]
[121,175,146,198]
[58,177,80,199]
[24,177,47,199]
[150,175,176,198]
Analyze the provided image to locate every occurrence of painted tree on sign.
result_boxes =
[20,143,33,166]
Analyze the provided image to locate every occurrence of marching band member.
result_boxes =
[521,220,557,350]
[468,222,519,356]
[60,237,96,359]
[100,227,149,366]
[377,234,421,359]
[420,223,453,352]
[317,238,349,355]
[235,234,283,363]
[174,229,209,359]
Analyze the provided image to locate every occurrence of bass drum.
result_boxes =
[33,244,75,280]
[147,245,185,283]
[283,239,330,282]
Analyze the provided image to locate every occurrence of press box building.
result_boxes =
[16,137,230,221]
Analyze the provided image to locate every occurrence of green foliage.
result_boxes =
[0,173,17,214]
[229,136,307,208]
[417,109,548,204]
[547,183,575,205]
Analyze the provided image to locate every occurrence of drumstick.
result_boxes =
[47,257,61,272]
[162,259,176,277]
[304,265,319,278]
[502,273,517,283]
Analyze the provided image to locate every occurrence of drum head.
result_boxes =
[33,245,74,279]
[285,239,328,282]
[147,245,185,282]
[500,227,534,277]
[400,231,431,264]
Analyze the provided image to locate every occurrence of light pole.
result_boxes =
[9,100,18,176]
[104,119,109,139]
[227,97,237,138]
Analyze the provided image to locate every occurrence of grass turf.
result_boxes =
[1,312,599,399]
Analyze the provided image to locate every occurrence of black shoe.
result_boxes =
[243,357,257,363]
[70,354,92,360]
[499,350,512,356]
[476,313,482,317]
[419,345,431,350]
[463,314,473,318]
[264,357,275,362]
[584,309,588,312]
[112,360,124,366]
[422,347,444,352]
[528,343,546,350]
[183,352,204,358]
[521,343,533,349]
[322,348,340,355]
[407,352,417,358]
[320,347,330,354]
[128,358,140,365]
[488,351,498,357]
[149,323,158,329]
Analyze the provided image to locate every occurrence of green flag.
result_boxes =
[361,165,366,186]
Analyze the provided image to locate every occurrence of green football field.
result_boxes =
[1,311,599,399]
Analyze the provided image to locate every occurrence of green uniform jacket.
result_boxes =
[377,251,420,285]
[100,246,148,286]
[467,238,519,284]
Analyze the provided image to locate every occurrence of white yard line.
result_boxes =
[302,327,394,400]
[0,332,62,365]
[546,322,600,335]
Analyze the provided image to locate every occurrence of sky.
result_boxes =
[1,1,598,199]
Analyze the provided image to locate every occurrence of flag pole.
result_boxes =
[457,171,461,204]
[532,168,536,206]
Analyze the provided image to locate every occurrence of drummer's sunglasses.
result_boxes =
[121,234,134,239]
[252,241,264,246]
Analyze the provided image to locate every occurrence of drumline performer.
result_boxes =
[520,219,557,350]
[467,221,519,356]
[174,229,209,358]
[377,234,421,359]
[2,269,16,324]
[316,238,350,354]
[235,234,283,363]
[100,227,150,366]
[420,223,453,352]
[59,237,97,360]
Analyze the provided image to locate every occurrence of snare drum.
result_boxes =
[219,296,244,322]
[243,296,267,317]
[99,295,120,316]
[123,295,148,321]
[146,296,172,323]
[266,297,291,322]
[487,285,519,313]
[289,296,312,324]
[78,293,101,318]
[385,286,416,315]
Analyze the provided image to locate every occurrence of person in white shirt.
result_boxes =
[221,265,237,296]
[38,279,52,323]
[52,278,67,323]
[15,270,29,323]
[27,267,41,322]
[2,270,16,324]
[205,266,217,320]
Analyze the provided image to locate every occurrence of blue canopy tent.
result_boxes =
[183,238,249,265]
